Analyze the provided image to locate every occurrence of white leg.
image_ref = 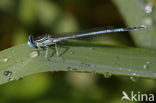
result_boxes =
[45,46,49,59]
[55,43,59,57]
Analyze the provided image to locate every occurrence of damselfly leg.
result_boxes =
[45,46,49,59]
[44,44,59,59]
[55,43,59,57]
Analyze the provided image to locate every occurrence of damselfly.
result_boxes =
[27,25,147,58]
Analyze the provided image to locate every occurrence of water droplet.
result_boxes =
[143,65,149,69]
[103,72,112,78]
[144,2,153,13]
[30,51,39,58]
[11,49,15,53]
[4,71,12,77]
[8,78,13,82]
[146,61,150,64]
[89,47,94,50]
[17,77,23,80]
[130,77,137,82]
[132,73,137,76]
[114,56,119,60]
[3,57,8,62]
[142,17,152,26]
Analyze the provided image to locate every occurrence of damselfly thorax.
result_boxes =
[34,34,56,47]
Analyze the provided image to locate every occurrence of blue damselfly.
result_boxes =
[27,25,147,58]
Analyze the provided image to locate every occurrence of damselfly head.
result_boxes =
[27,35,35,47]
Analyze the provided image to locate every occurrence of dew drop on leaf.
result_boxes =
[144,2,153,14]
[132,72,137,76]
[3,57,8,62]
[146,61,150,64]
[3,71,12,77]
[30,51,39,58]
[8,78,13,82]
[103,72,112,78]
[17,77,23,80]
[130,77,137,82]
[143,65,149,69]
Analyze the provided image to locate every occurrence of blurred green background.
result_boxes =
[0,0,156,103]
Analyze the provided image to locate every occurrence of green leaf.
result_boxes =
[112,0,156,49]
[0,40,156,85]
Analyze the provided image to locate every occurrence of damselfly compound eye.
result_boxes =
[28,35,35,47]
